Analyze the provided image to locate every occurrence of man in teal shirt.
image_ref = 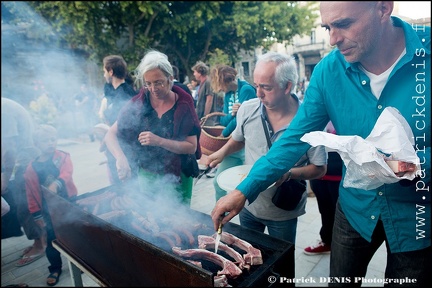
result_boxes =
[212,2,430,285]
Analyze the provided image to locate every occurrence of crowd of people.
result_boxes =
[1,1,430,286]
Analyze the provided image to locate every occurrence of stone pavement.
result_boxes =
[1,137,386,287]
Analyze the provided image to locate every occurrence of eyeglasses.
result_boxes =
[144,79,167,89]
[254,83,274,92]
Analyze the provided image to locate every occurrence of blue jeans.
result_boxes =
[42,200,62,274]
[330,201,431,287]
[213,149,245,202]
[45,214,62,274]
[239,208,298,244]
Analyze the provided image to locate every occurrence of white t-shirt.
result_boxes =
[360,48,406,99]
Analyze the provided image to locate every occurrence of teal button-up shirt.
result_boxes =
[237,17,430,253]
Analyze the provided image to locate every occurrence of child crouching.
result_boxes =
[24,124,78,286]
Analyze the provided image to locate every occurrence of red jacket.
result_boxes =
[25,150,78,217]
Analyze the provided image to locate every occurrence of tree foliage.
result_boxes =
[27,1,318,80]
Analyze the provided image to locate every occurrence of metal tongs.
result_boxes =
[193,166,212,186]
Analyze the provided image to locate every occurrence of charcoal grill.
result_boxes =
[43,185,294,287]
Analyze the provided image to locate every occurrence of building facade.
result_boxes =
[235,8,430,90]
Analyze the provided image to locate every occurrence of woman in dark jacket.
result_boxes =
[104,50,201,206]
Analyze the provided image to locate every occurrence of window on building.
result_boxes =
[310,29,316,44]
[242,62,250,77]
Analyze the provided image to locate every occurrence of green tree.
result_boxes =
[29,94,58,126]
[27,1,318,80]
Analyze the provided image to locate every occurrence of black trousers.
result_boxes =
[1,187,23,239]
[309,178,340,245]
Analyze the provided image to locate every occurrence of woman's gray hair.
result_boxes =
[256,52,298,93]
[134,49,174,88]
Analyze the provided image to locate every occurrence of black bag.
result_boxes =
[272,179,306,211]
[1,186,24,239]
[326,151,343,176]
[181,154,200,178]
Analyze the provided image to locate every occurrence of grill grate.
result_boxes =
[43,185,294,287]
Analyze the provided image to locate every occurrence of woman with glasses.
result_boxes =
[104,50,201,206]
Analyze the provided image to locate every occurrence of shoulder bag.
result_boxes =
[260,116,306,211]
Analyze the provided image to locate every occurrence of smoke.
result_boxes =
[1,2,102,138]
[57,175,213,251]
[2,3,214,248]
[110,174,210,226]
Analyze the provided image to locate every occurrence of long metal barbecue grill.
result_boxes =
[43,185,294,287]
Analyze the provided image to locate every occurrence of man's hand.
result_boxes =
[231,103,241,116]
[211,190,246,231]
[205,151,224,168]
[116,156,131,181]
[274,170,291,187]
[385,160,417,177]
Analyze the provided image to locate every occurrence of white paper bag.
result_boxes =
[300,107,420,190]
